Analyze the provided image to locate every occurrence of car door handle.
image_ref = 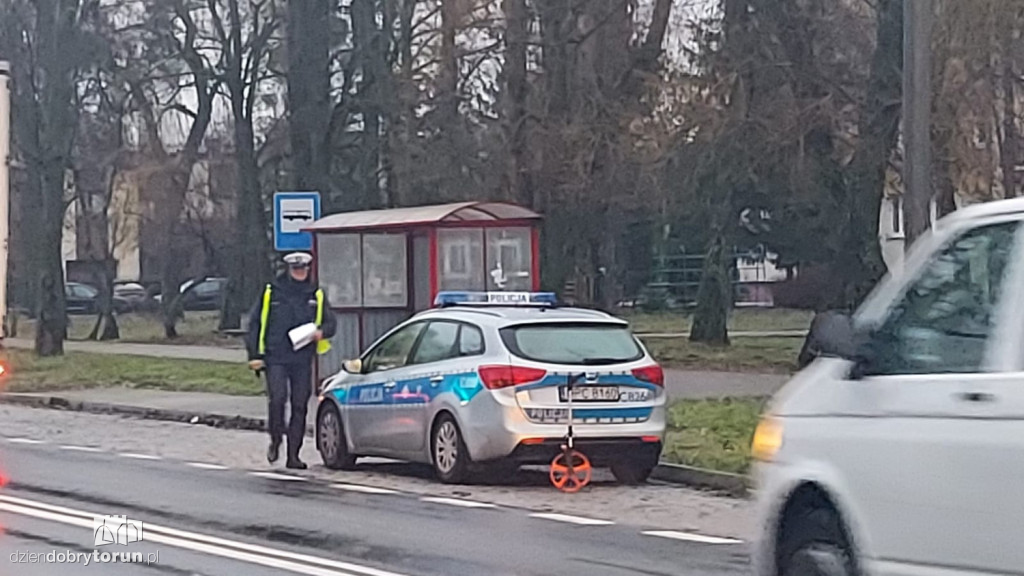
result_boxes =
[383,382,397,389]
[957,392,996,403]
[429,376,444,386]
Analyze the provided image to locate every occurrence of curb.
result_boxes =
[651,462,749,497]
[0,392,311,435]
[0,392,749,495]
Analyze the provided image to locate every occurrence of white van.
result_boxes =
[753,198,1024,576]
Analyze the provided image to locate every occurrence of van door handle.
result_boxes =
[430,376,444,386]
[957,392,995,403]
[383,382,397,389]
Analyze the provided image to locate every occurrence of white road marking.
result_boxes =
[642,530,743,545]
[332,483,399,495]
[251,472,308,481]
[6,438,44,444]
[529,513,614,526]
[419,497,496,509]
[0,494,410,576]
[187,462,229,471]
[118,453,161,460]
[59,445,102,453]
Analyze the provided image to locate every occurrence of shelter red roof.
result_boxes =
[305,201,541,233]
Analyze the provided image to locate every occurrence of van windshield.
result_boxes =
[499,323,644,365]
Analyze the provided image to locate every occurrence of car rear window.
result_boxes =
[499,323,644,365]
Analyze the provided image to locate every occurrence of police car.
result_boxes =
[315,292,666,484]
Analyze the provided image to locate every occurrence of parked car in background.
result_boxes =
[113,282,148,311]
[65,283,131,315]
[65,282,98,315]
[181,277,227,311]
[154,277,228,311]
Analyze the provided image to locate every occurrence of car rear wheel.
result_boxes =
[317,404,356,470]
[610,453,658,485]
[432,414,470,484]
[779,506,853,576]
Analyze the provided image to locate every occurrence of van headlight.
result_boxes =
[751,416,783,462]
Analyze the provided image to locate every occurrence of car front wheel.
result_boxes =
[317,403,356,470]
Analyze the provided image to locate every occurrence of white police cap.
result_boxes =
[283,252,313,267]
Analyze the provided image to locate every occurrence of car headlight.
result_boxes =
[751,416,783,462]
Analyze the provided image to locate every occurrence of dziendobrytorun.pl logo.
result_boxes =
[9,514,159,566]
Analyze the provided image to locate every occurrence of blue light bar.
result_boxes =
[433,291,558,307]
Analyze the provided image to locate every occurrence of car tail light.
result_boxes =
[478,365,547,390]
[632,365,664,386]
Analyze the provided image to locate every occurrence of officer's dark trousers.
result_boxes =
[266,362,312,459]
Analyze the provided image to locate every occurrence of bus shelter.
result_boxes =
[305,201,542,377]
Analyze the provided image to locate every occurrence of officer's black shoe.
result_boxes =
[267,442,280,464]
[285,458,307,470]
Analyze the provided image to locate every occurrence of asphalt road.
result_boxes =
[0,439,751,576]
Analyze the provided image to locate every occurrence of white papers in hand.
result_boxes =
[288,323,318,351]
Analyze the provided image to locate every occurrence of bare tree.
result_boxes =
[206,0,281,329]
[0,0,111,354]
[287,0,331,196]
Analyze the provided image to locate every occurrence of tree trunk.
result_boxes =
[689,231,731,346]
[149,162,193,339]
[1000,57,1018,198]
[839,0,903,309]
[87,264,119,341]
[352,0,383,209]
[36,161,69,355]
[288,0,331,199]
[32,0,79,356]
[223,115,268,330]
[503,0,530,206]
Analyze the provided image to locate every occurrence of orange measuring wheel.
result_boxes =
[549,449,592,493]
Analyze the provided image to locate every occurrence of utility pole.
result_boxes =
[903,0,933,248]
[0,60,10,341]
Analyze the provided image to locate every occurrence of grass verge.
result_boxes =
[1,350,262,396]
[642,336,801,373]
[662,397,766,475]
[16,312,242,348]
[621,308,813,335]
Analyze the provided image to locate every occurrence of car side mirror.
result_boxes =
[798,311,859,368]
[342,359,363,374]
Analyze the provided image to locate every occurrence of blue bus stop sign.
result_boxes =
[274,192,321,251]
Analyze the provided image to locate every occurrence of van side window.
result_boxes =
[866,222,1018,376]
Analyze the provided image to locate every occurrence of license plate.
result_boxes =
[558,386,620,402]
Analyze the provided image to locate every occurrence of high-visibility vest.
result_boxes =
[258,284,332,356]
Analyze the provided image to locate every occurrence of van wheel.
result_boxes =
[611,453,658,485]
[432,414,470,484]
[783,545,851,576]
[317,404,356,470]
[779,507,853,576]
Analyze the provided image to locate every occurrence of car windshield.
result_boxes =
[70,284,98,298]
[500,323,643,365]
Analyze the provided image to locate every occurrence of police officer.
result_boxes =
[246,252,337,469]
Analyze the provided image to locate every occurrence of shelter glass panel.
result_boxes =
[485,227,532,291]
[438,228,485,290]
[318,234,362,307]
[362,234,408,307]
